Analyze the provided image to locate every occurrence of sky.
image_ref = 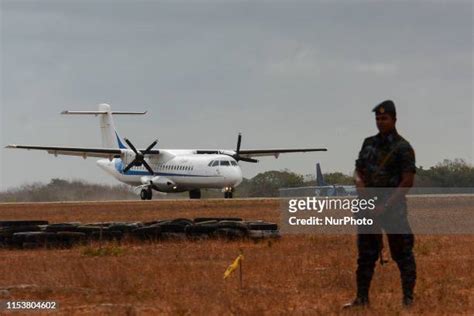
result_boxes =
[1,0,472,190]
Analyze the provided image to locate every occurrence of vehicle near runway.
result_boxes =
[6,104,327,200]
[314,163,357,196]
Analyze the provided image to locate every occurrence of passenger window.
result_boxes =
[221,161,230,166]
[211,161,219,167]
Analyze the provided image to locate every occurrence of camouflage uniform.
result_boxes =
[354,129,417,303]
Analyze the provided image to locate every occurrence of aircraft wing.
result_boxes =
[238,148,327,158]
[5,144,160,159]
[196,148,327,159]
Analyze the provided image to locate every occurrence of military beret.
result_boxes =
[372,100,396,116]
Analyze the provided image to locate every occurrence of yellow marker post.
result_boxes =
[224,253,244,288]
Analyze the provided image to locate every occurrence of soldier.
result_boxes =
[344,100,417,308]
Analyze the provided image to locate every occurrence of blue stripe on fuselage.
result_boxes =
[114,159,218,177]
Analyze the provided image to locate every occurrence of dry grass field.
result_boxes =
[0,197,473,315]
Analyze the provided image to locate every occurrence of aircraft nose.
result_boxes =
[233,165,243,186]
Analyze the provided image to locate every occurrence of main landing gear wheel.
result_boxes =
[189,189,201,199]
[140,188,152,200]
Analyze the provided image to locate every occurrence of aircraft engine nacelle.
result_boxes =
[150,176,176,192]
[121,149,136,166]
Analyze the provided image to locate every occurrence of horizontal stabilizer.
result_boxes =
[61,111,147,115]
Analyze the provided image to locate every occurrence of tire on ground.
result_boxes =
[185,222,219,238]
[246,222,279,231]
[248,230,281,239]
[218,221,248,230]
[12,232,57,248]
[194,217,242,223]
[74,226,104,236]
[56,232,87,246]
[45,223,81,233]
[0,225,42,235]
[108,223,143,233]
[213,228,247,240]
[160,232,187,240]
[90,230,123,241]
[131,225,162,241]
[157,219,192,233]
[22,242,42,249]
[0,221,49,227]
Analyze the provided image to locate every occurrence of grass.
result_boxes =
[81,244,125,257]
[0,198,472,314]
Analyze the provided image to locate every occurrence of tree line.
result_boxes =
[1,159,472,201]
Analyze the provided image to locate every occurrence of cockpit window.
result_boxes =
[231,161,237,166]
[211,160,219,167]
[208,160,214,166]
[220,160,230,166]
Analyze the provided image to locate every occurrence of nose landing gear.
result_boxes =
[223,187,234,199]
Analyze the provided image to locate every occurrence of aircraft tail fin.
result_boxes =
[61,103,146,149]
[316,163,327,186]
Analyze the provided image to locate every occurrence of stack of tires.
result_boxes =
[0,218,280,249]
[246,221,280,239]
[184,218,280,240]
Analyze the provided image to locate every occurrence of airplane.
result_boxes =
[6,104,327,200]
[314,163,357,196]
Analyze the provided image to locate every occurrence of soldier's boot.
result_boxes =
[343,284,370,309]
[399,259,416,307]
[402,295,413,307]
[402,283,415,307]
[344,259,375,309]
[343,296,369,309]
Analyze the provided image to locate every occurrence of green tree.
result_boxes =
[245,170,304,197]
[416,159,474,187]
[323,172,354,185]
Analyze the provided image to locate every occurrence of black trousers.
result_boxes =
[355,211,416,298]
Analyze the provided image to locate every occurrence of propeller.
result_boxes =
[122,138,158,175]
[233,133,258,163]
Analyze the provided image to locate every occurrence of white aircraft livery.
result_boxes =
[6,104,327,199]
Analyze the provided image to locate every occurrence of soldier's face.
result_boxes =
[376,113,396,134]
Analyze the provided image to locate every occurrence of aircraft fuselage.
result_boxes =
[96,153,243,193]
